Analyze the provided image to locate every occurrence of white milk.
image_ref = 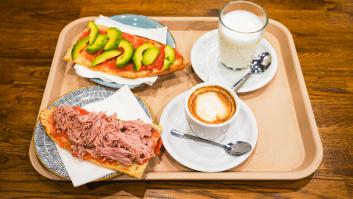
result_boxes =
[219,10,264,69]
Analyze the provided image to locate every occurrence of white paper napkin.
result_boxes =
[73,15,168,86]
[56,85,152,187]
[96,15,167,44]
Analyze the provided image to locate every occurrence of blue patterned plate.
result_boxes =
[34,86,152,179]
[90,14,176,89]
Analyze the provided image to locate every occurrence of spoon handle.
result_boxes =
[231,71,253,90]
[171,129,224,148]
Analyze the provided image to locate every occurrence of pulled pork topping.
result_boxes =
[52,105,157,166]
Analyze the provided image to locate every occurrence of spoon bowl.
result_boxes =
[231,52,272,90]
[224,141,252,156]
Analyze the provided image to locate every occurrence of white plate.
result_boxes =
[160,92,258,172]
[191,29,278,93]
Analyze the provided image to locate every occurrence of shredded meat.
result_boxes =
[52,105,157,166]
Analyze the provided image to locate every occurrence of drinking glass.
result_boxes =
[218,1,268,70]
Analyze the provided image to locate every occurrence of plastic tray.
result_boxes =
[29,17,323,180]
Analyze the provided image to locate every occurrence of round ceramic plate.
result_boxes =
[191,29,278,93]
[34,86,152,179]
[90,14,176,89]
[160,92,258,172]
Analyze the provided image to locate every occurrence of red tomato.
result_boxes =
[73,106,89,115]
[79,31,90,40]
[122,32,150,48]
[99,27,107,34]
[81,50,102,62]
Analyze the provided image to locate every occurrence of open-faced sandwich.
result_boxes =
[40,105,162,179]
[64,21,188,79]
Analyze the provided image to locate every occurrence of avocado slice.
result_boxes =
[71,37,89,60]
[132,43,154,71]
[88,21,99,45]
[162,45,175,71]
[104,27,122,51]
[116,39,134,68]
[91,50,122,66]
[86,34,109,53]
[142,47,160,66]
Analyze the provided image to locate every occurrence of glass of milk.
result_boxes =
[219,1,268,70]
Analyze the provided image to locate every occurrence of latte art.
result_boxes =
[188,86,236,124]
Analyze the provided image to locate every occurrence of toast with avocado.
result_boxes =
[64,21,188,79]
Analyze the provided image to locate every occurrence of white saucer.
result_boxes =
[191,29,278,93]
[160,92,258,172]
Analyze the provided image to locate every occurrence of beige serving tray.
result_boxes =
[29,17,323,180]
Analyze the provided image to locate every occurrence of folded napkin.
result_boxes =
[74,15,168,86]
[56,85,152,187]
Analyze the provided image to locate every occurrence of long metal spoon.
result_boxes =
[231,52,272,91]
[171,129,252,156]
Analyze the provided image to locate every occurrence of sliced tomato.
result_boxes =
[150,130,163,155]
[119,63,134,71]
[154,138,163,155]
[79,27,106,41]
[99,27,107,34]
[79,31,90,40]
[96,58,115,70]
[73,106,89,115]
[122,32,148,48]
[81,50,103,62]
[175,49,182,60]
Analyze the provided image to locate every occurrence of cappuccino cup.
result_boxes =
[184,83,240,139]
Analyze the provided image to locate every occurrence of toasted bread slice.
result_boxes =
[64,25,188,79]
[40,107,162,179]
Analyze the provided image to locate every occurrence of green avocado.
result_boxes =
[142,47,160,66]
[88,21,99,45]
[104,27,122,51]
[116,39,134,68]
[132,43,155,71]
[91,50,122,66]
[86,34,109,53]
[71,37,89,60]
[162,45,175,71]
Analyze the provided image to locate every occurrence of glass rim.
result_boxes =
[219,0,269,34]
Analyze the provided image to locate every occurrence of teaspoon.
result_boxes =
[171,129,252,156]
[231,52,272,91]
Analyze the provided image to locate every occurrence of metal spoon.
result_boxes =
[231,52,272,90]
[171,129,252,156]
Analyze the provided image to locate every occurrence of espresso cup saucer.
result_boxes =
[160,92,258,172]
[191,29,278,93]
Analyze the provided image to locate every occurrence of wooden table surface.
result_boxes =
[0,0,352,198]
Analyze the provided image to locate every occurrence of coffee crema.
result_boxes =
[188,86,236,124]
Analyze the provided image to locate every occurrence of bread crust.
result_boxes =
[39,108,162,179]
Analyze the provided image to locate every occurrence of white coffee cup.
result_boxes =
[184,82,240,140]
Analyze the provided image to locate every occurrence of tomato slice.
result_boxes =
[73,106,89,115]
[79,31,90,40]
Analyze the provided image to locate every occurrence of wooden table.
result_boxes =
[0,0,352,198]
